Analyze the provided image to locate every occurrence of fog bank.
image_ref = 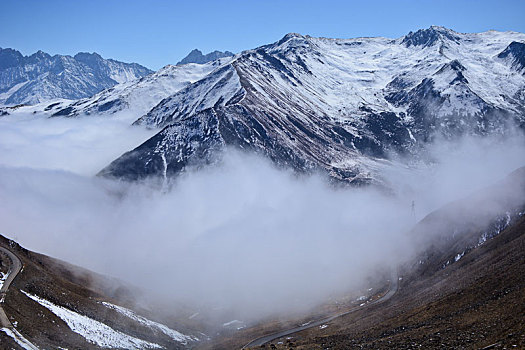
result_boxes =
[0,113,524,321]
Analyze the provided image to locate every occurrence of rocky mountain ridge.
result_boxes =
[0,48,152,105]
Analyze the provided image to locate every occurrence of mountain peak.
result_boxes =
[429,25,450,32]
[74,51,104,62]
[275,32,309,46]
[30,50,52,60]
[177,49,234,65]
[402,26,460,47]
[0,47,24,70]
[282,32,304,40]
[181,49,203,59]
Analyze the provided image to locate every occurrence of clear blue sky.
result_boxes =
[1,0,524,70]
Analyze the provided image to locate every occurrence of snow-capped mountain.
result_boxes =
[99,27,525,184]
[0,48,152,105]
[177,49,234,65]
[50,58,233,118]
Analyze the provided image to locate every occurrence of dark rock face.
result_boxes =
[100,27,525,185]
[177,49,234,65]
[401,26,460,47]
[0,48,152,105]
[0,48,24,70]
[100,109,226,181]
[498,41,525,72]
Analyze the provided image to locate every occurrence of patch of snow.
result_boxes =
[478,232,488,246]
[0,271,7,291]
[22,291,162,349]
[407,128,416,142]
[222,319,246,331]
[102,301,196,343]
[455,251,465,262]
[222,320,243,327]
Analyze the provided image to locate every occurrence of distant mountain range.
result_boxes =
[0,48,152,105]
[3,27,525,185]
[49,59,230,118]
[177,49,234,65]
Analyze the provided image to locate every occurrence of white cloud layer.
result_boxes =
[0,112,155,175]
[0,112,524,322]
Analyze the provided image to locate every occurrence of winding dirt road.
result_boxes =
[242,271,399,349]
[0,245,39,350]
[0,246,22,328]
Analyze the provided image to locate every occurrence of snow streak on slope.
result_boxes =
[21,291,162,349]
[0,272,7,290]
[102,302,197,344]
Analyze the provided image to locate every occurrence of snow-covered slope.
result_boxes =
[22,291,163,349]
[0,49,152,105]
[49,58,232,118]
[102,302,197,344]
[99,27,525,183]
